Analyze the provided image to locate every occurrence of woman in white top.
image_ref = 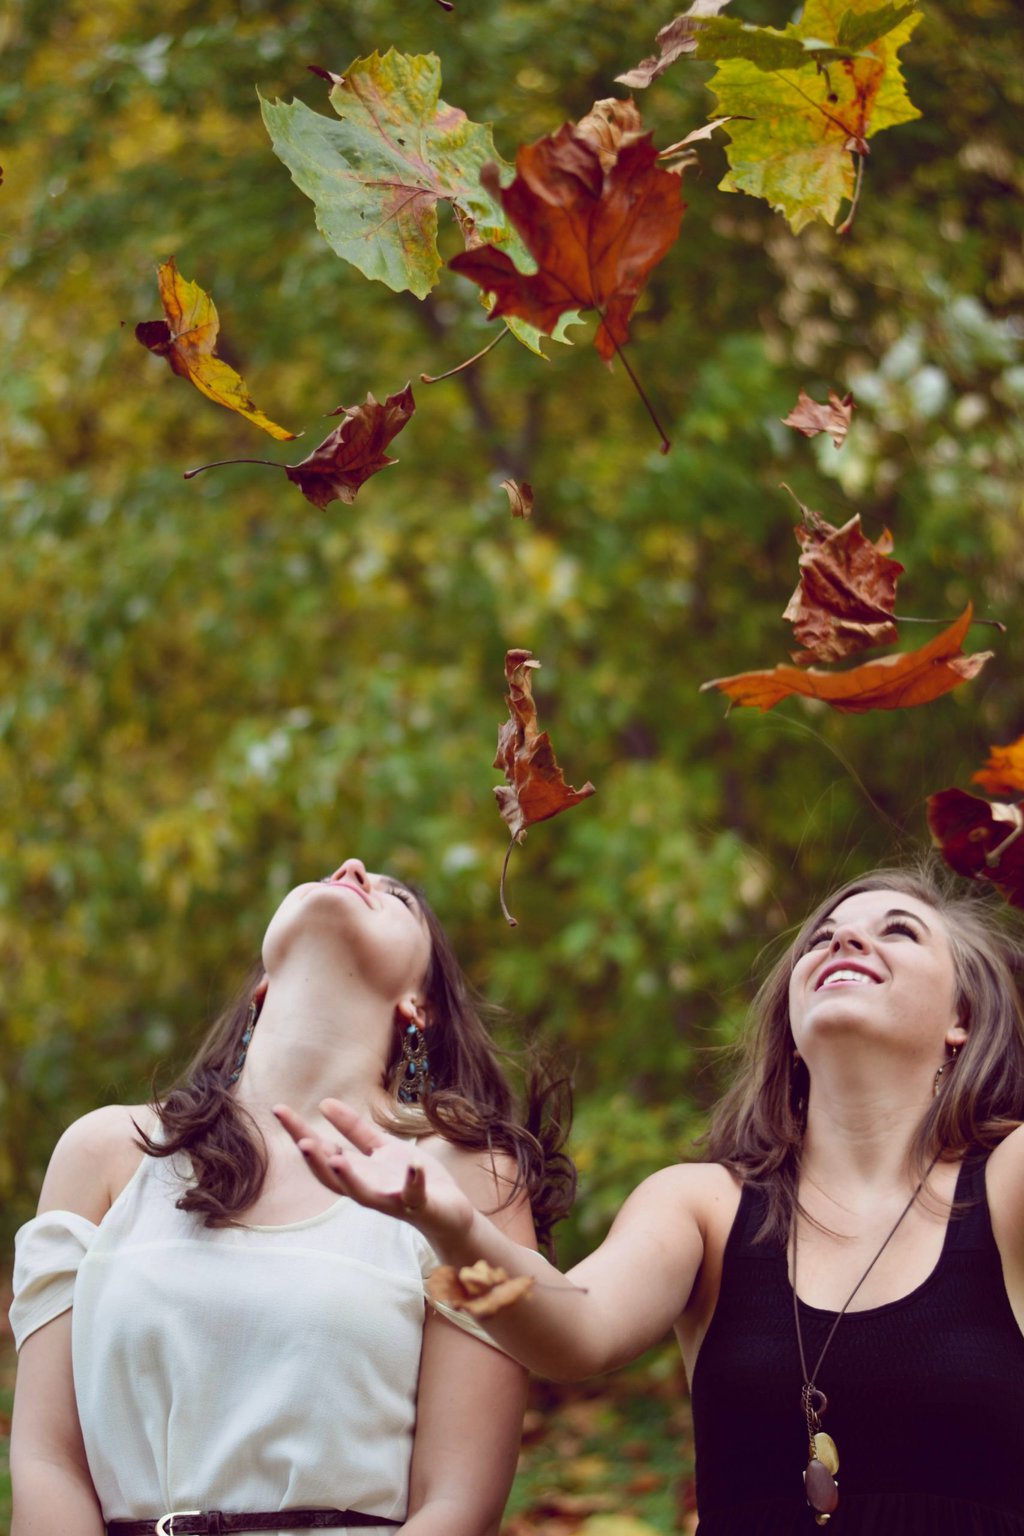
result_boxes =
[10,857,574,1536]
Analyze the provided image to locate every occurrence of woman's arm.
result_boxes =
[275,1099,707,1381]
[10,1315,105,1536]
[11,1105,144,1536]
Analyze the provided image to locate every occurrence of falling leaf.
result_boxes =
[427,1260,534,1317]
[284,385,415,507]
[701,605,992,714]
[184,384,415,507]
[502,479,534,519]
[575,97,650,169]
[656,116,740,173]
[449,107,685,362]
[135,258,296,441]
[782,501,903,663]
[697,1,923,230]
[260,52,578,358]
[782,388,855,448]
[494,649,596,925]
[616,0,733,89]
[972,735,1024,797]
[927,789,1024,907]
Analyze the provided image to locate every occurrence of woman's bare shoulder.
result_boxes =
[619,1160,742,1233]
[37,1102,158,1222]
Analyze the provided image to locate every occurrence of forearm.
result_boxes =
[12,1460,105,1536]
[421,1206,611,1379]
[400,1499,502,1536]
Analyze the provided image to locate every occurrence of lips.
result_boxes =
[815,962,881,990]
[321,878,372,908]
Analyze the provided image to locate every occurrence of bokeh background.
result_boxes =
[2,0,1022,1528]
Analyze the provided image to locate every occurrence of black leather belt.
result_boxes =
[106,1510,400,1534]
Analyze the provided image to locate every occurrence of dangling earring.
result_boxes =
[933,1043,959,1097]
[791,1048,807,1124]
[398,1018,431,1105]
[227,995,260,1087]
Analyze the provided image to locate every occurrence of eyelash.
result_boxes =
[804,918,920,952]
[386,884,415,910]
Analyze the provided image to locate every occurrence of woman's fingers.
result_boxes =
[319,1096,388,1153]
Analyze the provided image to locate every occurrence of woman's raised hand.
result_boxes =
[273,1099,474,1246]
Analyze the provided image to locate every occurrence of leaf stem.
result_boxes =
[837,151,865,236]
[595,308,671,454]
[420,326,510,384]
[499,838,518,928]
[183,458,284,480]
[894,613,1006,633]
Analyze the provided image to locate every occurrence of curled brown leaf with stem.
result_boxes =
[493,649,596,927]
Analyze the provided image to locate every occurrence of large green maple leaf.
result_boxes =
[260,49,574,354]
[702,0,922,231]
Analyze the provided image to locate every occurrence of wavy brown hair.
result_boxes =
[705,860,1024,1244]
[140,883,575,1255]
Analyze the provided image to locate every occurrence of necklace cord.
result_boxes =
[791,1152,942,1391]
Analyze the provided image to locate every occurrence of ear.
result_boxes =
[253,975,269,1007]
[946,1023,969,1051]
[396,995,430,1031]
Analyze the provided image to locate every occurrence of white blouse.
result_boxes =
[11,1148,491,1533]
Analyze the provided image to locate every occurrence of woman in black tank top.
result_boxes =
[279,861,1024,1535]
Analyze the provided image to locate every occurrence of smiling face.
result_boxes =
[788,887,965,1066]
[261,858,433,1012]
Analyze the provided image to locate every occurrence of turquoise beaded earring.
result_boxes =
[397,1019,431,1104]
[227,994,260,1086]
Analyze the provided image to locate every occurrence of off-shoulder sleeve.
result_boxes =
[415,1233,510,1350]
[9,1210,97,1350]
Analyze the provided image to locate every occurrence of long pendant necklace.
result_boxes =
[790,1155,940,1526]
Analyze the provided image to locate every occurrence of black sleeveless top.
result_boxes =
[690,1156,1024,1534]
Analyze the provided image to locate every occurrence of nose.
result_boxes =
[333,858,369,888]
[830,923,866,953]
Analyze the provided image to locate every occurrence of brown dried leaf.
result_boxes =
[502,479,534,519]
[576,97,648,170]
[782,502,904,664]
[616,0,733,88]
[426,1261,534,1318]
[284,384,415,507]
[971,735,1024,798]
[701,605,991,714]
[135,258,297,441]
[449,110,684,362]
[927,789,1024,907]
[494,650,596,842]
[782,388,855,448]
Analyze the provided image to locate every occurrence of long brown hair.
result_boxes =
[705,859,1024,1243]
[140,883,575,1254]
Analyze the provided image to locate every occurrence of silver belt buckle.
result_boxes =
[155,1512,200,1536]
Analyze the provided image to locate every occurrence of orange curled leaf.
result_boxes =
[135,258,296,441]
[927,789,1024,907]
[701,606,991,714]
[501,479,534,519]
[449,109,684,362]
[971,735,1024,798]
[782,502,904,664]
[494,650,596,841]
[426,1261,534,1318]
[284,385,415,507]
[782,388,855,448]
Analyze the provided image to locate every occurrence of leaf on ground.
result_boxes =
[927,789,1024,907]
[703,0,923,230]
[427,1261,534,1317]
[494,650,596,840]
[284,384,415,507]
[502,479,534,518]
[701,605,991,713]
[135,258,296,440]
[616,0,733,89]
[972,736,1024,797]
[782,501,903,663]
[450,104,685,362]
[782,388,855,447]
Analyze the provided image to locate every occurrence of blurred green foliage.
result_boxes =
[2,0,1022,1266]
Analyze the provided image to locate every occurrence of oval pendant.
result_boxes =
[812,1431,839,1475]
[804,1457,839,1515]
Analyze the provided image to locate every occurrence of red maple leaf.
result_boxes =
[449,108,684,362]
[782,503,904,664]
